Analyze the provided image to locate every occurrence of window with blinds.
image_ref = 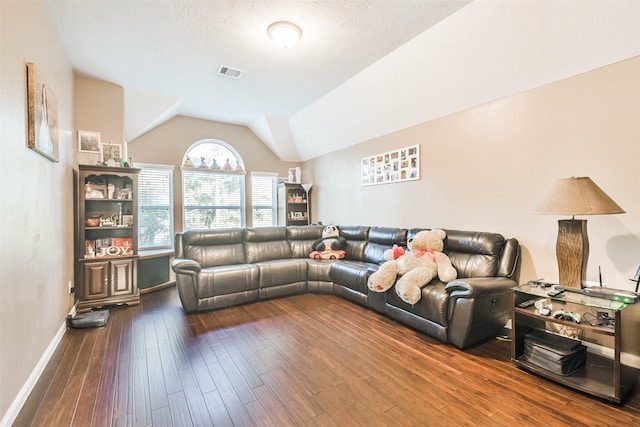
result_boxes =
[182,169,245,230]
[138,165,174,249]
[251,173,277,227]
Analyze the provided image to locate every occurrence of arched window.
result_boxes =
[181,139,246,230]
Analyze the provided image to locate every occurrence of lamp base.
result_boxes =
[556,219,589,289]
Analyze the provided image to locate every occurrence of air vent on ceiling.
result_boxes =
[218,65,244,79]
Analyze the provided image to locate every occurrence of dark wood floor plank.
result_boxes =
[250,384,297,427]
[205,361,256,427]
[167,392,194,427]
[209,338,256,405]
[50,329,98,426]
[177,367,214,427]
[202,389,234,427]
[72,326,111,426]
[158,337,183,396]
[150,406,173,427]
[91,306,125,426]
[146,346,169,411]
[14,288,640,427]
[131,355,152,426]
[113,304,136,424]
[14,329,85,427]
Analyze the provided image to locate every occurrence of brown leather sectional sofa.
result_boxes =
[172,225,520,348]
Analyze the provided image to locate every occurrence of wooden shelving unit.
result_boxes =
[75,165,141,312]
[278,183,310,226]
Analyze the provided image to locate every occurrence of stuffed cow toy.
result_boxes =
[367,229,457,305]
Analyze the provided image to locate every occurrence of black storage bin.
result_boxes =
[522,330,587,376]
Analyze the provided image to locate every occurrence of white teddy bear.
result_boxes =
[367,229,457,305]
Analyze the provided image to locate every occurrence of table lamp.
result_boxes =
[533,177,624,288]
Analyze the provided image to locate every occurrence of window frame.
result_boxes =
[250,172,278,227]
[181,139,247,231]
[136,163,175,250]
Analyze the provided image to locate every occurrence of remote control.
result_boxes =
[547,289,565,298]
[517,299,537,308]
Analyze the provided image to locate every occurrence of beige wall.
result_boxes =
[75,77,125,166]
[305,56,640,291]
[2,2,639,422]
[0,1,75,422]
[128,115,300,231]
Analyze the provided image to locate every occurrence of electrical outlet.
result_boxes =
[68,280,74,295]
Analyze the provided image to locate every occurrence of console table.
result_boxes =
[512,283,640,403]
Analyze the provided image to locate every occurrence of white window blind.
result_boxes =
[138,166,174,249]
[182,169,245,230]
[251,173,277,227]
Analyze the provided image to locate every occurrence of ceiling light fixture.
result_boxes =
[267,21,302,49]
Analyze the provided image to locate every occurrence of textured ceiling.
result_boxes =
[44,1,640,162]
[45,0,470,146]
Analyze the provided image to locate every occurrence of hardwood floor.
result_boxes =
[13,287,640,426]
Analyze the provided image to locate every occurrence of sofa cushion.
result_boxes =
[287,225,323,258]
[244,227,292,263]
[257,259,308,288]
[363,227,408,264]
[306,259,334,283]
[331,260,378,293]
[182,229,245,267]
[196,264,259,298]
[385,282,449,327]
[444,230,505,278]
[339,226,370,261]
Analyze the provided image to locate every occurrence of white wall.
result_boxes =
[0,1,75,423]
[305,56,640,292]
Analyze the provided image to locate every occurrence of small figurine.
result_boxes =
[235,160,243,171]
[223,158,233,171]
[210,158,221,169]
[199,157,208,168]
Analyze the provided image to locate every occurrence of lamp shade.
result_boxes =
[533,177,624,217]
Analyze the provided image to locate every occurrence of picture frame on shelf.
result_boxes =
[288,167,301,183]
[122,215,134,227]
[100,143,122,163]
[26,62,59,162]
[78,130,101,153]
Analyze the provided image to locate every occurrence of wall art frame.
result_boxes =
[78,130,101,153]
[26,62,59,162]
[361,144,420,186]
[100,142,122,163]
[288,167,301,183]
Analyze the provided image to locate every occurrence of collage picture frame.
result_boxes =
[361,144,420,186]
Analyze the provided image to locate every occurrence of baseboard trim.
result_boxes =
[140,280,175,295]
[0,304,76,427]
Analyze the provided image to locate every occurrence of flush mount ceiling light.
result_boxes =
[267,21,302,49]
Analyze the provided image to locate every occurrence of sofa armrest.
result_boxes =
[445,276,517,349]
[445,276,516,298]
[172,258,202,276]
[171,259,201,313]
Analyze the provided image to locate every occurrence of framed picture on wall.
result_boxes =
[361,144,420,186]
[26,62,59,162]
[78,131,101,153]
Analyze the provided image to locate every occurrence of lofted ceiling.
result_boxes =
[45,0,470,156]
[45,1,640,162]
